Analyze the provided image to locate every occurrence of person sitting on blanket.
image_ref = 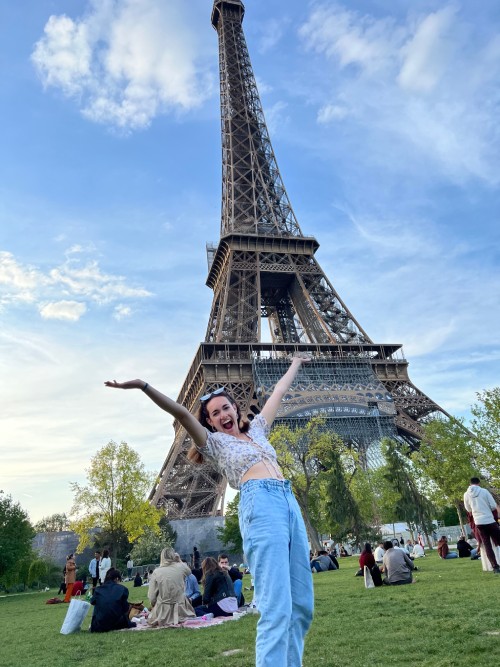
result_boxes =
[133,572,143,587]
[194,557,237,618]
[90,569,134,632]
[184,562,202,608]
[147,547,195,627]
[218,554,244,606]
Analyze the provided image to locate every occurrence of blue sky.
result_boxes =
[1,0,499,523]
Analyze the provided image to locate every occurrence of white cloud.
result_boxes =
[317,103,349,123]
[31,0,213,130]
[0,251,47,291]
[398,7,456,93]
[299,3,500,185]
[264,101,289,135]
[39,300,87,321]
[0,250,151,318]
[49,260,151,304]
[113,304,132,320]
[299,5,405,74]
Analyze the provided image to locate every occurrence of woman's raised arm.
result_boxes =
[104,379,207,447]
[260,353,311,427]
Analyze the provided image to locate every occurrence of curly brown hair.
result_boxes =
[187,390,249,465]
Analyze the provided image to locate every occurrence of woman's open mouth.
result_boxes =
[222,419,233,430]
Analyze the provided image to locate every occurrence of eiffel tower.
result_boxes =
[150,0,449,519]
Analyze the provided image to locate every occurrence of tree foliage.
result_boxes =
[217,494,243,553]
[0,492,35,586]
[270,418,346,550]
[130,518,177,565]
[379,439,435,541]
[70,441,162,559]
[33,513,70,533]
[471,387,500,489]
[348,468,383,542]
[413,419,479,530]
[321,443,368,546]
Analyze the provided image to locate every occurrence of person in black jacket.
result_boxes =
[90,569,134,632]
[218,554,245,605]
[456,535,474,558]
[194,557,237,617]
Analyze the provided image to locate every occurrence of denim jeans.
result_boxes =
[239,479,314,667]
[234,579,243,604]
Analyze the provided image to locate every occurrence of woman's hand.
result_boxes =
[105,379,208,448]
[261,353,312,425]
[104,379,144,390]
[291,352,312,365]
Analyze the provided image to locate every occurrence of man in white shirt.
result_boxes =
[463,477,500,574]
[373,542,385,564]
[412,543,425,558]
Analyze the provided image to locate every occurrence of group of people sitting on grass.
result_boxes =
[89,548,247,632]
[310,548,340,572]
[353,541,418,586]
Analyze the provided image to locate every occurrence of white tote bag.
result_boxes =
[60,597,91,634]
[364,566,375,589]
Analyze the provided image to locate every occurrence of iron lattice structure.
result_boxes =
[150,0,449,518]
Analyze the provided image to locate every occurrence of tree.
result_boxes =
[270,418,346,551]
[33,514,71,561]
[70,441,162,560]
[217,494,243,553]
[379,439,435,546]
[413,419,480,533]
[471,387,500,489]
[130,518,177,565]
[0,492,35,586]
[348,468,383,542]
[321,443,367,547]
[33,513,70,533]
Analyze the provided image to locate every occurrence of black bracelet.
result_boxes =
[142,383,149,392]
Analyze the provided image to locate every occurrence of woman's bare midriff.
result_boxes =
[240,461,284,484]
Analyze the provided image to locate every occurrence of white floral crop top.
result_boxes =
[196,414,283,490]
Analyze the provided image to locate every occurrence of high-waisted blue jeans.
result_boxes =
[239,479,314,667]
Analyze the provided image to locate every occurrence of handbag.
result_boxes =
[60,594,91,634]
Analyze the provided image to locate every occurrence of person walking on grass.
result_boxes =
[463,477,500,574]
[105,352,314,667]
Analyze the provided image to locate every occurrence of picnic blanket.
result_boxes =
[127,615,243,631]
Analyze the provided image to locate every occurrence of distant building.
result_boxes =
[32,530,98,567]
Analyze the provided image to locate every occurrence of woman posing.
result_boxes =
[105,353,314,667]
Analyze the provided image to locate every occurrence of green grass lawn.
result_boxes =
[1,554,499,667]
